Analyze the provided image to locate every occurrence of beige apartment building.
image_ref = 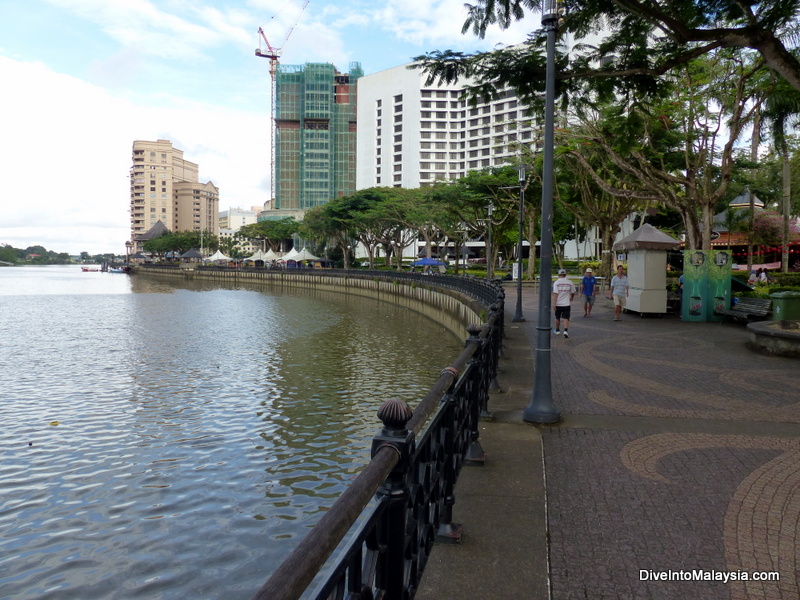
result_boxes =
[129,139,219,252]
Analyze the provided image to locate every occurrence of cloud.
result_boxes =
[45,0,252,60]
[0,55,269,255]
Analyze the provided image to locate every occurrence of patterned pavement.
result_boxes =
[533,288,800,599]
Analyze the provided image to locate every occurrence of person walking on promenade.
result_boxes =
[553,268,576,338]
[610,264,629,321]
[580,268,598,317]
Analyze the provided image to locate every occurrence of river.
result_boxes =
[0,265,461,599]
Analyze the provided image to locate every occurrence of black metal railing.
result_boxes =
[251,296,505,600]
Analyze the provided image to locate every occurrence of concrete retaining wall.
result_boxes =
[134,267,485,340]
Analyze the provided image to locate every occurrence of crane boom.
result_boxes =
[256,0,310,208]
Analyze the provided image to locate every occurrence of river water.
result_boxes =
[0,266,460,599]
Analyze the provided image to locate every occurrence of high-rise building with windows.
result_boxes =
[263,62,363,222]
[356,63,540,190]
[129,139,219,251]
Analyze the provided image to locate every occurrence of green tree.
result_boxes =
[0,244,17,264]
[238,218,300,252]
[302,199,359,268]
[561,52,767,250]
[416,0,800,100]
[347,187,411,268]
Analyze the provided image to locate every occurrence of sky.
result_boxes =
[0,0,540,255]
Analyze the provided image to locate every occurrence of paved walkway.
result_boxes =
[416,284,800,600]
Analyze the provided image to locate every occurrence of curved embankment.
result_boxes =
[133,266,491,340]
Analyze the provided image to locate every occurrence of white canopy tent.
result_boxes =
[281,248,300,261]
[243,250,268,262]
[292,248,320,261]
[264,248,280,260]
[206,250,231,262]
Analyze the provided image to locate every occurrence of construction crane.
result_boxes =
[256,0,309,207]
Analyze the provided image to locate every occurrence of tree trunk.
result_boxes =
[600,226,616,279]
[526,220,538,281]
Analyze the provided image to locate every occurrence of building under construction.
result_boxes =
[269,62,363,216]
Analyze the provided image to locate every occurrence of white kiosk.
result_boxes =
[612,225,681,315]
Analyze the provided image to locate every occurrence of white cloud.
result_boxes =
[0,56,269,255]
[45,0,249,60]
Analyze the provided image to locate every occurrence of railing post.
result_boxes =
[371,398,415,599]
[464,324,487,465]
[486,301,502,402]
[435,366,464,544]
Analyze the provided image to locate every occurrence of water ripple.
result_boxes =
[0,267,460,599]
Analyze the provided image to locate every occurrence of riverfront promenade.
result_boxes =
[416,284,800,600]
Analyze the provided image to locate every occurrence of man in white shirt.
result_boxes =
[610,264,630,321]
[552,269,576,338]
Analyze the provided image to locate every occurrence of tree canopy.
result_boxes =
[415,0,800,102]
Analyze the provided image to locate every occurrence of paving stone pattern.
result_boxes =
[417,285,800,600]
[542,294,800,599]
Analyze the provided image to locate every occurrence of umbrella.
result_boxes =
[412,257,446,266]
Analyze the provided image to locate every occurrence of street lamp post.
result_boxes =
[512,164,527,322]
[486,202,495,280]
[523,0,562,424]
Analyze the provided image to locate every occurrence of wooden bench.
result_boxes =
[715,297,772,322]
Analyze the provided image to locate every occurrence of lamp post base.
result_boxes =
[522,405,561,424]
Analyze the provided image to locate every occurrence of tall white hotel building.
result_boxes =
[356,62,541,190]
